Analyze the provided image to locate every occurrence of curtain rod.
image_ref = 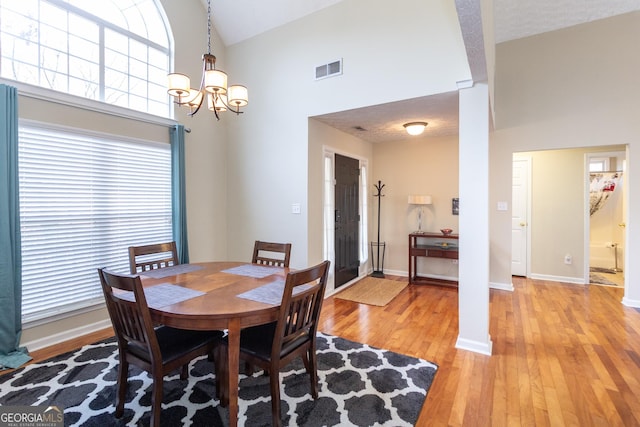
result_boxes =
[590,170,623,173]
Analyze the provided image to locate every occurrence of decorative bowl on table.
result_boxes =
[440,228,453,235]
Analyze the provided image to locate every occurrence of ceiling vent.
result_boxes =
[315,59,343,80]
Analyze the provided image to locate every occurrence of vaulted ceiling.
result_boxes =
[210,0,640,46]
[207,0,640,142]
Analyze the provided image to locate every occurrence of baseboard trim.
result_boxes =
[22,319,113,352]
[622,296,640,308]
[381,268,407,277]
[490,281,514,291]
[529,273,585,285]
[455,335,493,355]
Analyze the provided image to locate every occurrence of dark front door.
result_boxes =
[334,154,360,288]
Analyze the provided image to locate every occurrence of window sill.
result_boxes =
[23,299,107,330]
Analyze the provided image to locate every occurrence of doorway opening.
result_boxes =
[512,146,627,288]
[587,151,625,287]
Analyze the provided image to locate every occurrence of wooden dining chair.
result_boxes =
[129,241,179,274]
[215,260,330,427]
[251,240,292,267]
[97,268,222,427]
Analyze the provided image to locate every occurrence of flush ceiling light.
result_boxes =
[403,122,428,136]
[167,0,248,120]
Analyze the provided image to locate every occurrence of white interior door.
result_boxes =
[512,157,530,276]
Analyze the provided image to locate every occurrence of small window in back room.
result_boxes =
[589,157,610,172]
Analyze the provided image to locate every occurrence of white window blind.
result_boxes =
[18,123,172,323]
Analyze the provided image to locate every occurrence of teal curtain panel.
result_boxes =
[0,84,31,369]
[170,124,189,264]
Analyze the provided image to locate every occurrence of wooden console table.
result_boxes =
[408,232,459,287]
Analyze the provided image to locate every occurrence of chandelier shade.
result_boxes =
[228,85,248,107]
[205,69,227,94]
[208,93,227,112]
[184,89,203,107]
[166,0,247,119]
[167,73,190,99]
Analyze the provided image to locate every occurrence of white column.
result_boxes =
[456,83,492,355]
[622,144,640,307]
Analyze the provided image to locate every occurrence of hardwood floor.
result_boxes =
[10,276,640,426]
[320,276,640,427]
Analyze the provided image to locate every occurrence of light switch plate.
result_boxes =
[497,201,508,211]
[291,203,301,214]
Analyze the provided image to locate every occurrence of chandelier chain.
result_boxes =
[207,0,212,54]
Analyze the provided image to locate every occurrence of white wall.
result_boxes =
[21,2,640,352]
[491,12,640,304]
[372,134,460,276]
[223,0,472,267]
[307,119,373,266]
[15,0,473,349]
[161,0,229,263]
[17,0,229,349]
[514,147,625,282]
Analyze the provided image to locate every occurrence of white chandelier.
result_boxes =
[167,0,248,119]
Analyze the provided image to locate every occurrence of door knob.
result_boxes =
[619,223,626,227]
[520,222,527,227]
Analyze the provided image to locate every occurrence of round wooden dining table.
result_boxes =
[138,261,289,427]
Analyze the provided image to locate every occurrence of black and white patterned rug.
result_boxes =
[0,333,437,426]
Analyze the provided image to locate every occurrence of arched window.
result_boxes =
[0,0,171,117]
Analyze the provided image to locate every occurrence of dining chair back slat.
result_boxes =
[252,241,292,268]
[275,264,327,358]
[101,269,157,353]
[128,241,179,274]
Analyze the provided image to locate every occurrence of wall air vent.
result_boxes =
[315,59,343,80]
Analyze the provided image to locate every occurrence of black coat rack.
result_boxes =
[371,180,386,278]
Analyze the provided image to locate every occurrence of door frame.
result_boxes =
[322,146,369,295]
